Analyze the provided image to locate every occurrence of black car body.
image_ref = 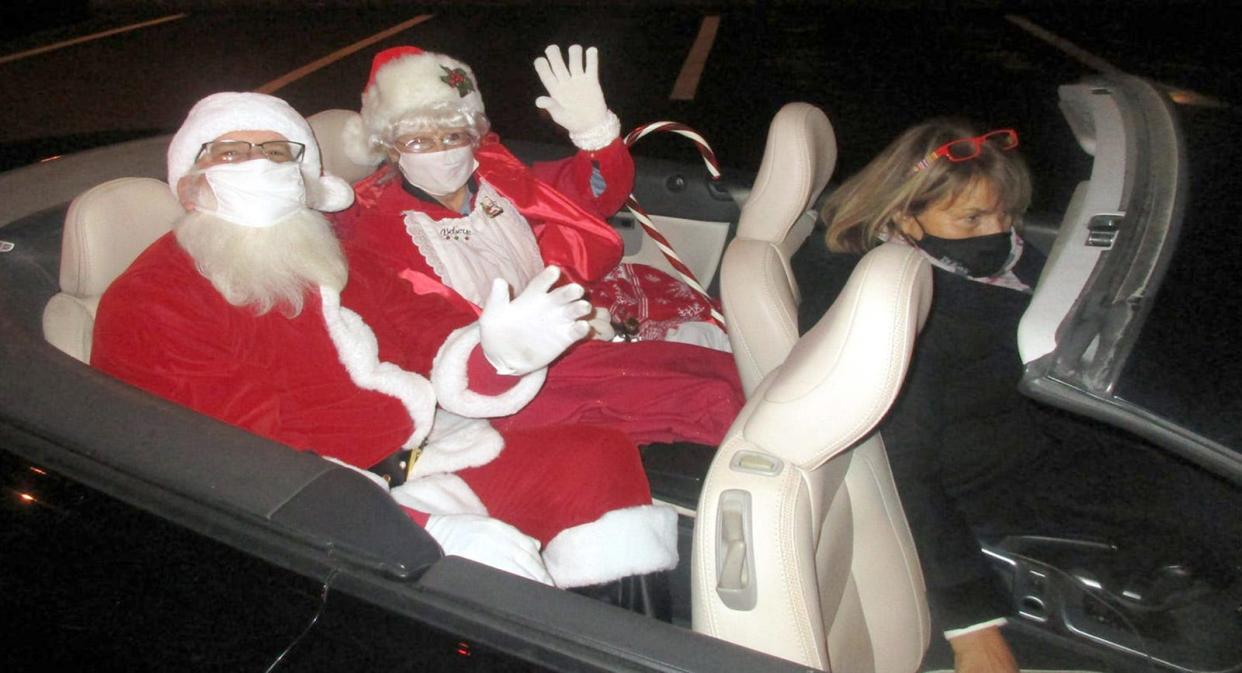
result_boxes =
[1,73,1239,672]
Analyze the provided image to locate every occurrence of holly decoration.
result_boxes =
[440,66,475,97]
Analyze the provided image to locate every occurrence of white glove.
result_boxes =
[534,44,621,151]
[425,513,554,585]
[587,305,616,341]
[479,266,591,376]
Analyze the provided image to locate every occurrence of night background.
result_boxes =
[2,0,1238,218]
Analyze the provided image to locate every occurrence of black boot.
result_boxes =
[570,571,672,622]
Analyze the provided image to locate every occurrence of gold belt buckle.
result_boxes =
[403,438,428,482]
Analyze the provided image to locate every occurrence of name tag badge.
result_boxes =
[440,225,472,241]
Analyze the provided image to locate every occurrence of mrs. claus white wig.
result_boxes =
[343,46,490,166]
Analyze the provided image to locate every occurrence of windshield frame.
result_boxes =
[1018,75,1242,482]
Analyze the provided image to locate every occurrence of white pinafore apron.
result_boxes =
[401,181,544,306]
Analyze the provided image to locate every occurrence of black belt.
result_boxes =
[367,445,422,487]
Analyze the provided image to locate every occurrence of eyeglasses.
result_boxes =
[196,140,306,165]
[390,129,473,154]
[911,129,1018,173]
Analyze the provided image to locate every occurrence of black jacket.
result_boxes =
[791,231,1242,632]
[792,232,1047,628]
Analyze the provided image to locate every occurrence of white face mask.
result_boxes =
[198,160,307,228]
[397,146,478,197]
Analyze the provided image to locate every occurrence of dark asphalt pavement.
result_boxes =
[1,2,1236,213]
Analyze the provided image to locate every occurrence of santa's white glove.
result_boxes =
[534,44,621,151]
[587,306,616,341]
[425,514,554,585]
[479,266,591,376]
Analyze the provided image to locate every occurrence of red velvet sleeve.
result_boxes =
[341,243,521,395]
[529,138,635,219]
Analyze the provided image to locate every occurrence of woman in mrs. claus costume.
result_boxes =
[332,44,743,447]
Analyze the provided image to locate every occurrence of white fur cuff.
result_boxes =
[431,324,547,418]
[390,472,488,516]
[569,111,622,151]
[542,504,679,588]
[944,617,1009,640]
[409,409,504,478]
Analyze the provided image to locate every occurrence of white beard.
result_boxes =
[174,208,348,316]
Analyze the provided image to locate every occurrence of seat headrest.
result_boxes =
[44,177,182,362]
[736,102,837,243]
[743,243,932,468]
[307,109,382,185]
[59,177,183,298]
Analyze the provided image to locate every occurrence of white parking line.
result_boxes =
[1006,14,1225,108]
[1005,15,1121,75]
[0,14,187,66]
[256,14,435,95]
[670,15,721,101]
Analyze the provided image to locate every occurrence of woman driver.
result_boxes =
[796,118,1242,673]
[792,119,1035,673]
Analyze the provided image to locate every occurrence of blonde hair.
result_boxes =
[822,119,1032,254]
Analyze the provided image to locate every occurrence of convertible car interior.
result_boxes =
[2,73,1239,672]
[34,100,936,673]
[701,102,932,672]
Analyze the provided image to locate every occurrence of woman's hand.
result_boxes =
[949,626,1019,673]
[533,44,621,151]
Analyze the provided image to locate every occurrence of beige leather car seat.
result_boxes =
[721,102,839,395]
[307,109,380,184]
[43,177,183,362]
[695,101,933,673]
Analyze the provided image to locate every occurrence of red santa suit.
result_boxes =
[91,231,678,588]
[333,138,744,446]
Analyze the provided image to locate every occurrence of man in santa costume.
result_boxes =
[332,44,744,448]
[91,91,678,589]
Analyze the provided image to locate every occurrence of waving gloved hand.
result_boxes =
[479,266,591,376]
[534,44,621,151]
[425,514,554,585]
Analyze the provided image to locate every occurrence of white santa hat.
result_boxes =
[343,46,488,166]
[166,92,354,212]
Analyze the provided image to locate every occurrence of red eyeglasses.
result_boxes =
[911,129,1019,173]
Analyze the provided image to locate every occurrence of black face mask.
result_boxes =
[912,227,1014,278]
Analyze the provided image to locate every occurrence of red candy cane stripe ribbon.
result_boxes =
[623,122,727,330]
[624,122,722,179]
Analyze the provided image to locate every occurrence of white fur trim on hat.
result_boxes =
[350,50,486,165]
[342,113,384,167]
[167,92,354,212]
[431,324,547,418]
[542,505,680,588]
